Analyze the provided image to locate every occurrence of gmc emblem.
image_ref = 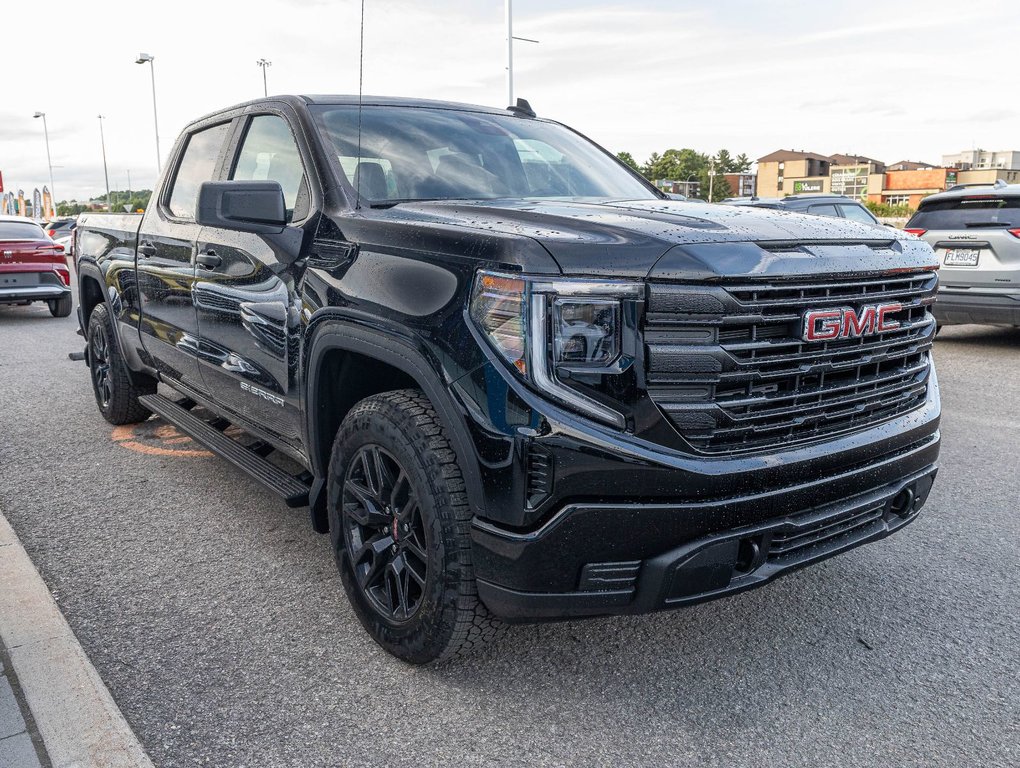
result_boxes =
[802,303,902,342]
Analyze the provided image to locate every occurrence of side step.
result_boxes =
[138,394,310,508]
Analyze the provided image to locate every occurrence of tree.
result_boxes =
[734,153,751,173]
[715,149,736,173]
[616,152,641,172]
[643,148,710,183]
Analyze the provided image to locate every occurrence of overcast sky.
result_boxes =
[2,0,1016,202]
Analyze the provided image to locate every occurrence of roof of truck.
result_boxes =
[191,95,515,127]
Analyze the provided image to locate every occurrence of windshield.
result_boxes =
[312,105,657,204]
[908,196,1020,229]
[0,221,47,240]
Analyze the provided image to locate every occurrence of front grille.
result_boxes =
[645,268,937,453]
[767,504,885,564]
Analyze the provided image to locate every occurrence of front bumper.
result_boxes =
[476,462,936,620]
[935,290,1020,327]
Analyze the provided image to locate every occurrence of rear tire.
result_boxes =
[327,389,501,664]
[87,303,154,425]
[48,294,72,317]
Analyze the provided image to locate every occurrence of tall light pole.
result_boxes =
[257,58,272,97]
[135,53,161,172]
[98,115,112,212]
[504,0,538,106]
[32,112,55,217]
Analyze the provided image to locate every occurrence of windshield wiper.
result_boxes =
[369,198,440,209]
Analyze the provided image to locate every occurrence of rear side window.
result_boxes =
[807,204,839,218]
[231,115,308,221]
[0,221,46,239]
[908,196,1020,230]
[167,122,231,219]
[839,204,878,224]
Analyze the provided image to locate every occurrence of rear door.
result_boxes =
[136,121,232,392]
[193,112,312,446]
[908,195,1020,290]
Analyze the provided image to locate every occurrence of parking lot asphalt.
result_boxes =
[1,289,1018,768]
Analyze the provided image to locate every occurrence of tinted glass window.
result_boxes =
[839,204,878,224]
[167,122,230,218]
[907,196,1020,230]
[0,221,47,239]
[806,204,840,218]
[231,115,307,220]
[313,105,656,203]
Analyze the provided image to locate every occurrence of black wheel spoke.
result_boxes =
[341,443,429,624]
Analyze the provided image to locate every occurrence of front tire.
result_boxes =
[87,304,154,425]
[327,389,500,664]
[48,294,72,317]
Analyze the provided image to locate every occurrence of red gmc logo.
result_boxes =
[802,303,903,342]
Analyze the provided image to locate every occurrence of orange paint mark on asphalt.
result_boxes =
[111,421,213,458]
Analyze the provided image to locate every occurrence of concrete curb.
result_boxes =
[0,513,154,768]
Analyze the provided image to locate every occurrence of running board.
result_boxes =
[138,394,310,507]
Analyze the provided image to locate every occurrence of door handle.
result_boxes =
[138,242,157,258]
[196,250,222,269]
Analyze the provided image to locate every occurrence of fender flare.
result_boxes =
[76,261,128,361]
[304,314,486,530]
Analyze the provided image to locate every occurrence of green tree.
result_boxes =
[644,148,710,184]
[734,153,751,172]
[616,152,641,172]
[714,149,736,173]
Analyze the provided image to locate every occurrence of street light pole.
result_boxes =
[98,115,112,212]
[504,0,538,107]
[257,58,272,97]
[32,112,55,217]
[135,53,161,172]
[505,0,514,106]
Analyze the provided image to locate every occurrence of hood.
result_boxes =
[371,198,907,277]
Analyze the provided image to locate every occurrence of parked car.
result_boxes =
[75,95,940,663]
[0,215,72,316]
[725,194,881,225]
[905,180,1020,327]
[43,218,76,240]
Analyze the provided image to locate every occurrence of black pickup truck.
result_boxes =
[75,95,941,663]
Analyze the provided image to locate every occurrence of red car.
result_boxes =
[0,215,72,317]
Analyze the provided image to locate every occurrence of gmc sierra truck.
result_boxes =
[75,95,941,663]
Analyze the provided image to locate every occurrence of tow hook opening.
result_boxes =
[889,487,915,518]
[735,535,766,574]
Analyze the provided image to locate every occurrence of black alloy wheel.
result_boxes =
[326,389,502,663]
[86,303,154,425]
[90,320,113,409]
[341,444,430,623]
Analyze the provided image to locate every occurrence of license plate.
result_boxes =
[0,273,39,287]
[944,248,980,266]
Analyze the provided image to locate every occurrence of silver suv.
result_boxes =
[906,181,1020,327]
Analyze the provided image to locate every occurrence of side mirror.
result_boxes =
[196,181,287,234]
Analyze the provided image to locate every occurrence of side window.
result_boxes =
[840,204,878,224]
[231,115,308,220]
[807,204,840,218]
[167,123,230,219]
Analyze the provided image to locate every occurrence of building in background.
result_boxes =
[755,150,831,197]
[828,155,885,201]
[887,160,936,172]
[723,172,755,197]
[869,167,1020,208]
[942,149,1020,170]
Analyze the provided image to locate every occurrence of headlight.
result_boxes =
[470,270,642,428]
[469,272,528,373]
